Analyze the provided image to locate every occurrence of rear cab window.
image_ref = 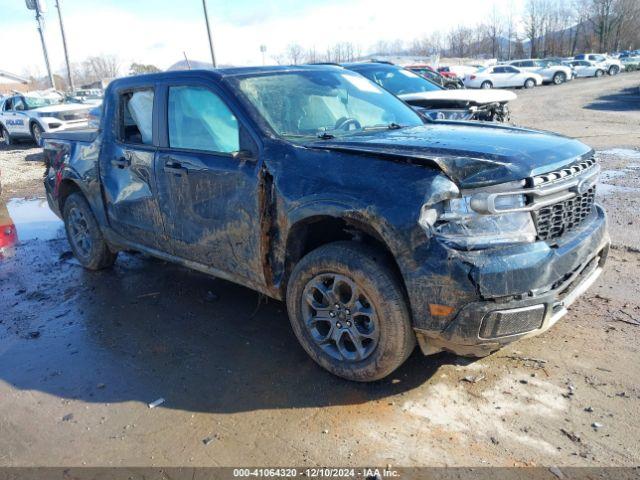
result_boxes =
[118,88,154,145]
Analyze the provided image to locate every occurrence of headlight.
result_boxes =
[419,189,537,250]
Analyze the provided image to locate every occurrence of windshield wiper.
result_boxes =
[362,123,405,131]
[317,132,335,140]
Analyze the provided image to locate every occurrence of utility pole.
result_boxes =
[201,0,217,68]
[55,0,74,91]
[26,0,56,89]
[260,44,267,65]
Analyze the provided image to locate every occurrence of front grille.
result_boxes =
[527,156,598,242]
[533,185,596,241]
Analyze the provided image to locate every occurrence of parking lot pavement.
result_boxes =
[510,71,640,149]
[1,74,639,468]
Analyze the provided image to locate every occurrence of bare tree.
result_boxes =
[83,55,120,81]
[505,0,516,60]
[305,46,319,64]
[448,25,473,57]
[523,0,543,57]
[487,6,504,58]
[286,43,304,65]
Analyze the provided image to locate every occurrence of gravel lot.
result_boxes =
[1,72,639,468]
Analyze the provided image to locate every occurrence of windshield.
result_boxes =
[236,70,424,140]
[350,65,443,95]
[24,96,63,109]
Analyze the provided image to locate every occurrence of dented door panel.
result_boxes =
[100,143,166,249]
[154,149,264,285]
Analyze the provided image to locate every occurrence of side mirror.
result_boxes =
[232,149,255,161]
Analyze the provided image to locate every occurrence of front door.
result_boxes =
[501,67,521,87]
[99,86,167,250]
[154,82,265,287]
[5,97,29,136]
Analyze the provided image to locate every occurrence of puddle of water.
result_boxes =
[6,198,64,242]
[599,148,640,160]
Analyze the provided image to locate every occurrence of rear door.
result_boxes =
[154,80,266,286]
[99,85,167,250]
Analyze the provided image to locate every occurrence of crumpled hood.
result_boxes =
[399,89,517,105]
[307,124,593,189]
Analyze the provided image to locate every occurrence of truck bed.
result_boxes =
[42,129,98,143]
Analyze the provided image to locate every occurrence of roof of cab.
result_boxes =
[108,64,346,89]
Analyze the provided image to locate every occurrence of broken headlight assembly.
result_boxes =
[419,180,537,250]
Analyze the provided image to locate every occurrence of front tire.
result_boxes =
[63,192,117,270]
[286,241,415,382]
[31,122,43,146]
[608,65,619,75]
[595,69,604,78]
[524,78,536,89]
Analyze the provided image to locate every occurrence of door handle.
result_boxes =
[164,160,186,176]
[111,157,131,169]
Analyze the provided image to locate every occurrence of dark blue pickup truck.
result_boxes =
[43,66,609,381]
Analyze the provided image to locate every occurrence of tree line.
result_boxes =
[277,0,640,64]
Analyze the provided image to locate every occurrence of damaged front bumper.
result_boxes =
[414,204,610,357]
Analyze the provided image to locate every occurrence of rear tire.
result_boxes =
[0,125,12,146]
[608,65,620,75]
[481,81,493,89]
[286,241,415,382]
[524,78,536,89]
[552,72,566,85]
[63,192,117,270]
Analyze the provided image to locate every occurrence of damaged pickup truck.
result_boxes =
[43,66,609,381]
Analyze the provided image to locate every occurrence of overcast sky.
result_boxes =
[1,0,525,76]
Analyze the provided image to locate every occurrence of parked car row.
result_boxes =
[411,52,628,91]
[1,50,635,149]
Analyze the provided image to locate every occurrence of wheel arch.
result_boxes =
[57,178,83,213]
[29,118,44,134]
[281,212,408,305]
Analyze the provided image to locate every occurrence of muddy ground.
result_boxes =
[1,72,639,468]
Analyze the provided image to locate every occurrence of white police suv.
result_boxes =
[0,92,90,146]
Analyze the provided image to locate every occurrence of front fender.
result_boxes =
[286,194,415,265]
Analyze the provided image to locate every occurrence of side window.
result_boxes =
[118,88,154,145]
[493,67,504,73]
[168,85,239,154]
[3,98,13,111]
[14,97,26,111]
